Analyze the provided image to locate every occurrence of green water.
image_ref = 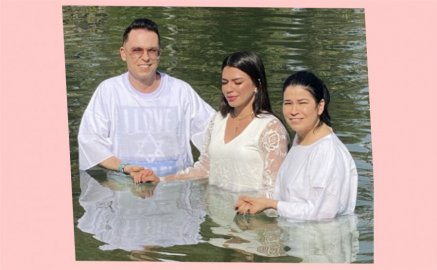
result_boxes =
[64,6,373,263]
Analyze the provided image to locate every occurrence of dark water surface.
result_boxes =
[64,6,373,263]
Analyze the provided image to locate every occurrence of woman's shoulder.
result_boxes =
[213,111,226,121]
[307,132,353,163]
[257,112,277,119]
[255,114,289,148]
[256,112,283,125]
[256,113,287,133]
[316,132,346,149]
[209,112,228,127]
[305,132,336,151]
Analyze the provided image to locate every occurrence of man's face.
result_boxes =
[120,29,160,88]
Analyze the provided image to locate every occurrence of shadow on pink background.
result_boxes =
[1,0,436,269]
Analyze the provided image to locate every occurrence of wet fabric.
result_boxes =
[78,72,215,175]
[274,133,358,221]
[177,112,289,197]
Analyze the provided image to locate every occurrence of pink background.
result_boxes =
[1,0,436,269]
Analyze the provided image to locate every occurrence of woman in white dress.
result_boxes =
[160,51,289,198]
[235,71,358,220]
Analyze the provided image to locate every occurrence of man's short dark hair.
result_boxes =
[122,18,160,46]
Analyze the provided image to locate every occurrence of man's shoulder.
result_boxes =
[160,72,192,89]
[93,73,126,94]
[99,73,125,86]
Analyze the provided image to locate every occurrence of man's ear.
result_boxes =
[120,46,127,61]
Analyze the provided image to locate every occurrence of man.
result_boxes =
[78,18,215,182]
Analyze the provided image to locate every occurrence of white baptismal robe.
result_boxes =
[78,72,215,175]
[274,133,358,221]
[178,112,289,198]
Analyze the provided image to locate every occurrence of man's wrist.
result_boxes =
[117,162,129,174]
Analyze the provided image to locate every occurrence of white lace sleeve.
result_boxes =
[258,119,289,198]
[175,116,215,179]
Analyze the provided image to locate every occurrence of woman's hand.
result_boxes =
[235,196,278,215]
[235,196,254,214]
[129,168,160,184]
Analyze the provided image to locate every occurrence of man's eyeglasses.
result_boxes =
[128,47,161,60]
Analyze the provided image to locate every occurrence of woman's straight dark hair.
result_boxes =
[219,51,273,117]
[282,70,332,127]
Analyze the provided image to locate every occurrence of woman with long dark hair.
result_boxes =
[163,51,289,198]
[235,71,358,220]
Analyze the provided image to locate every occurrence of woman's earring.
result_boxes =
[254,88,258,94]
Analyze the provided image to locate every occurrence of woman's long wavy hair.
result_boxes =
[219,51,273,117]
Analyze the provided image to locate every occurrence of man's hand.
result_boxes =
[123,165,144,174]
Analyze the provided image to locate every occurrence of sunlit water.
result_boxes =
[64,6,373,263]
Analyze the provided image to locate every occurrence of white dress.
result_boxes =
[78,72,215,175]
[273,132,358,221]
[177,112,289,198]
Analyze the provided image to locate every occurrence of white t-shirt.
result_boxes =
[78,72,215,175]
[177,112,289,198]
[274,132,358,221]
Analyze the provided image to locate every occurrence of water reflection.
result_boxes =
[78,171,206,251]
[65,6,372,262]
[207,215,359,263]
[206,186,288,258]
[206,185,359,262]
[78,171,358,262]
